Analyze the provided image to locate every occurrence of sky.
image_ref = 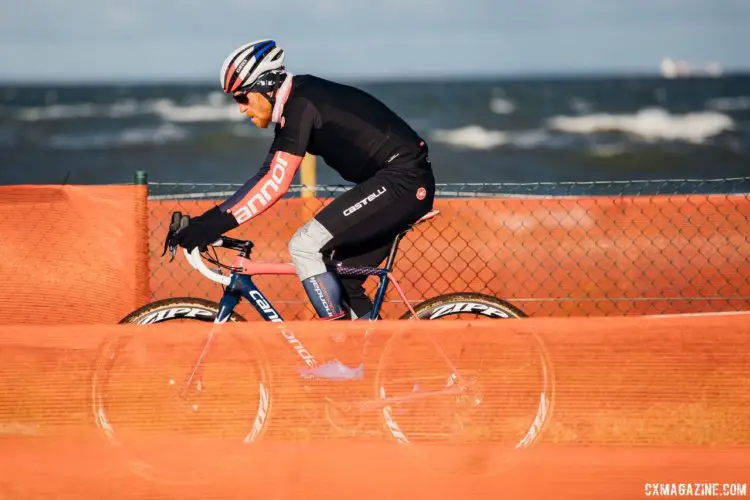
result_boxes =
[1,0,749,82]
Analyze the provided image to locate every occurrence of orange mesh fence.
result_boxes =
[2,181,748,324]
[0,314,748,498]
[147,183,750,319]
[0,185,149,324]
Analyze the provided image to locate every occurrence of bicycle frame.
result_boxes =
[176,209,471,391]
[213,227,419,325]
[191,227,421,373]
[176,209,477,418]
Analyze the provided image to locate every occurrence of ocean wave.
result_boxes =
[589,143,628,157]
[569,97,594,114]
[489,97,515,115]
[547,108,733,143]
[489,88,516,115]
[149,92,244,122]
[48,124,188,149]
[18,101,128,121]
[431,125,549,150]
[16,92,244,123]
[705,96,750,112]
[15,98,168,121]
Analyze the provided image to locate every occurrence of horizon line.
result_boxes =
[2,68,750,86]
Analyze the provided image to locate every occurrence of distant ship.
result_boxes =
[660,58,723,78]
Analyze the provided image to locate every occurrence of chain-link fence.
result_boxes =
[146,178,750,320]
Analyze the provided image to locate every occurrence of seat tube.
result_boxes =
[370,272,390,318]
[371,231,406,317]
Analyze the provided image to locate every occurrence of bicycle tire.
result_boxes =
[119,297,247,324]
[93,297,272,485]
[399,292,527,320]
[377,292,553,475]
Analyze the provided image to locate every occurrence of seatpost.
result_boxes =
[383,231,408,271]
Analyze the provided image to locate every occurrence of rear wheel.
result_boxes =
[93,298,271,484]
[399,292,527,320]
[377,293,553,475]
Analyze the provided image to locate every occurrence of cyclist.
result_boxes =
[172,38,435,321]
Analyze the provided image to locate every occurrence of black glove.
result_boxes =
[171,206,239,252]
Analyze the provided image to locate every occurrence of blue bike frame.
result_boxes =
[216,268,391,324]
[214,227,412,325]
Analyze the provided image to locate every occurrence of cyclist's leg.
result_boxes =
[288,218,347,320]
[289,166,434,320]
[329,167,435,320]
[334,242,392,319]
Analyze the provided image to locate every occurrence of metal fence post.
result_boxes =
[301,154,316,198]
[134,170,150,307]
[300,154,318,222]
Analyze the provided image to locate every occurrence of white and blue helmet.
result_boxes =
[220,39,285,94]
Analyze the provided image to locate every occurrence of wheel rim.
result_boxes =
[92,313,269,484]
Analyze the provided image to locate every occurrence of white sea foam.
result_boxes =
[705,96,750,112]
[431,125,549,150]
[48,124,188,149]
[432,125,508,149]
[147,92,244,122]
[489,96,515,115]
[17,92,244,123]
[489,87,516,115]
[569,97,594,114]
[589,143,628,157]
[18,102,108,120]
[547,107,733,143]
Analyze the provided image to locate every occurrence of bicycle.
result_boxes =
[92,209,555,482]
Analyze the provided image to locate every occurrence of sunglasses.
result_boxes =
[232,92,250,105]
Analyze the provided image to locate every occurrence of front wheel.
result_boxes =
[93,297,271,485]
[119,297,247,324]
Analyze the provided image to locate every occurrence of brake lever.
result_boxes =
[162,211,189,262]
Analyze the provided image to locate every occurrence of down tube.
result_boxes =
[225,274,286,322]
[231,275,319,368]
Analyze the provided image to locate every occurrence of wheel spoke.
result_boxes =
[379,294,554,460]
[93,299,269,485]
